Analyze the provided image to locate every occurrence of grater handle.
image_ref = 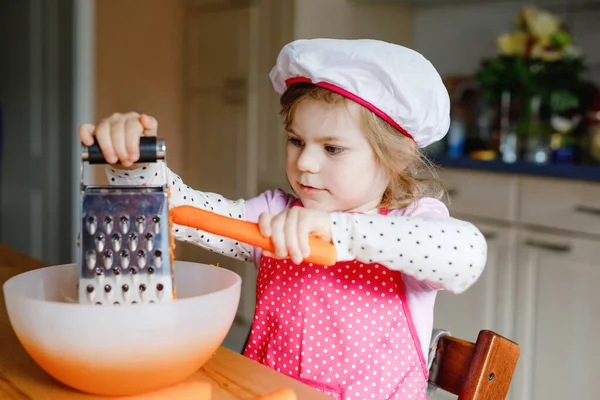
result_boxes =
[82,136,166,164]
[170,205,337,266]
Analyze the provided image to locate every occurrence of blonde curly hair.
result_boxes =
[279,82,446,210]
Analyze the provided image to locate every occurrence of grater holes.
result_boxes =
[144,233,154,251]
[111,232,122,252]
[103,249,114,269]
[103,215,114,234]
[95,233,105,252]
[153,250,162,268]
[81,192,173,306]
[119,215,130,233]
[152,216,160,234]
[137,249,147,268]
[86,250,97,270]
[136,215,145,233]
[86,284,94,293]
[120,250,130,268]
[128,233,138,251]
[87,216,98,235]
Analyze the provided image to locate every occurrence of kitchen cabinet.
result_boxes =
[431,169,600,400]
[512,229,599,400]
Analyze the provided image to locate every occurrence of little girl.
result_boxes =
[79,38,487,400]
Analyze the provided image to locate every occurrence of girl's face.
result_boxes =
[285,99,389,212]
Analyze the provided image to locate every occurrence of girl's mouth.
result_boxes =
[299,183,324,193]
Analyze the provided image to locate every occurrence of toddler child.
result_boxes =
[79,38,487,400]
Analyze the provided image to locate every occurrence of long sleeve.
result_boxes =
[105,162,253,262]
[328,206,487,294]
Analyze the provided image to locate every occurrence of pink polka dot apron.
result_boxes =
[243,209,429,400]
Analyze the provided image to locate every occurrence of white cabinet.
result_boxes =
[518,176,600,237]
[437,169,600,400]
[512,230,600,400]
[439,169,520,223]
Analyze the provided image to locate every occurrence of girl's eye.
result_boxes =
[325,145,343,155]
[287,137,303,147]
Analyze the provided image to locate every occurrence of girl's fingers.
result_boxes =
[78,123,96,146]
[258,213,273,238]
[78,112,159,166]
[110,117,130,166]
[296,212,312,259]
[284,208,302,264]
[270,213,288,259]
[124,117,143,163]
[94,118,118,164]
[139,114,159,134]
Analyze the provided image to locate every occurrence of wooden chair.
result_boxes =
[426,329,520,400]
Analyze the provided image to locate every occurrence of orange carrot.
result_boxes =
[170,205,337,266]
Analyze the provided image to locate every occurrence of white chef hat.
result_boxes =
[269,38,451,148]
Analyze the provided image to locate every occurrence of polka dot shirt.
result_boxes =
[328,210,487,294]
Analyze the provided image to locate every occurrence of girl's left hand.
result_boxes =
[258,207,332,264]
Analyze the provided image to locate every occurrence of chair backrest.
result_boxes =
[427,329,520,400]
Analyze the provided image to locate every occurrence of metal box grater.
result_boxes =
[78,137,175,305]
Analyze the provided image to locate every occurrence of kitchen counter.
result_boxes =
[431,155,600,183]
[0,243,332,400]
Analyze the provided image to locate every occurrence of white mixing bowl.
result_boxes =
[3,261,241,396]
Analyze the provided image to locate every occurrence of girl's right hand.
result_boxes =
[78,112,158,168]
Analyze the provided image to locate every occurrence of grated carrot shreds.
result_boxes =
[168,186,177,299]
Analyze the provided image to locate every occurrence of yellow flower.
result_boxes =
[498,31,528,56]
[521,6,560,39]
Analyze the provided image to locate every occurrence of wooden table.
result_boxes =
[0,243,332,399]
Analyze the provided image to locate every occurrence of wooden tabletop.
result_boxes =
[0,243,332,399]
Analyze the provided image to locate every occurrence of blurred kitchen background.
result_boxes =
[1,0,599,399]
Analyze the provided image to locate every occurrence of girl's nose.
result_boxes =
[296,147,320,174]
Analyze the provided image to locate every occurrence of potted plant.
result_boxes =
[475,5,594,163]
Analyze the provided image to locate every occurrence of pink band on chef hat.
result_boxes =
[285,77,415,142]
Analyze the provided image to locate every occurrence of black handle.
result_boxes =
[82,136,165,164]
